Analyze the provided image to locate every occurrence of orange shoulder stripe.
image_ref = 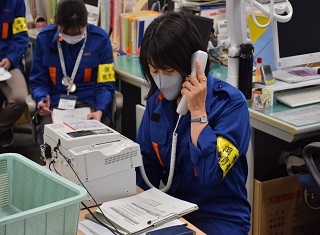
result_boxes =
[2,23,8,39]
[194,167,198,177]
[152,142,165,168]
[49,67,56,85]
[83,68,92,82]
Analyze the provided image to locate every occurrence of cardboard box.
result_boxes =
[253,175,320,235]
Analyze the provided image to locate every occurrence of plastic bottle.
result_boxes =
[238,43,254,100]
[255,57,262,83]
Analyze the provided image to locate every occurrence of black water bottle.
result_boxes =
[238,43,254,100]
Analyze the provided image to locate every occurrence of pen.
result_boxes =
[32,99,47,121]
[31,107,41,121]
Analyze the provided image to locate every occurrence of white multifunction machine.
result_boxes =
[41,120,142,207]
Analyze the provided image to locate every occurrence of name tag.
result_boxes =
[58,94,77,110]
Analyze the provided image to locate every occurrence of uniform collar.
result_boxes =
[52,27,60,44]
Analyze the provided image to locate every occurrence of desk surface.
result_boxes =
[114,55,320,143]
[248,102,320,142]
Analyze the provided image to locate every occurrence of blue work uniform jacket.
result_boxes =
[29,24,115,118]
[0,0,29,71]
[136,73,251,234]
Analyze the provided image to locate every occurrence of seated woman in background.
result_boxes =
[136,12,251,234]
[0,0,29,148]
[29,0,115,144]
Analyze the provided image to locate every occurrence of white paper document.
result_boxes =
[0,67,11,81]
[269,105,320,126]
[52,107,91,124]
[86,188,198,234]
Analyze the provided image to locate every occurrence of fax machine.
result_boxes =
[42,120,142,207]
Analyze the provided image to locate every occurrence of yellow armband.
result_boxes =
[12,17,28,34]
[97,63,115,83]
[217,136,239,178]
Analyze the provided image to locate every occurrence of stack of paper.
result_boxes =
[84,188,198,234]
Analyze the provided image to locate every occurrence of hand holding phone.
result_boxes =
[176,50,208,115]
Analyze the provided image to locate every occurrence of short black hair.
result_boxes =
[55,0,88,35]
[139,11,209,100]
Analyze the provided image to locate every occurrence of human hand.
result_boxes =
[181,60,207,118]
[37,95,52,116]
[87,110,103,122]
[0,58,11,71]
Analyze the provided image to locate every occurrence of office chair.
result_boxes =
[297,142,320,209]
[26,90,124,144]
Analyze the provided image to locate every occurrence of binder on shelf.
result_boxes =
[119,11,159,53]
[128,12,159,54]
[136,15,157,51]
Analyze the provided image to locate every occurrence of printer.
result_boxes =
[42,119,142,207]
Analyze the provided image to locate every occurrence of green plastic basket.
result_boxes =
[0,153,87,235]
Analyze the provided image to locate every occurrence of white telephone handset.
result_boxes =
[176,50,208,115]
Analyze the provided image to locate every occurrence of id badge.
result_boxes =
[58,94,77,110]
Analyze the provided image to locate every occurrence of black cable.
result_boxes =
[81,201,119,235]
[52,161,61,175]
[53,142,120,234]
[48,160,54,172]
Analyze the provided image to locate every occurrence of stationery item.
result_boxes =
[85,188,198,235]
[128,12,159,54]
[119,11,159,53]
[252,87,272,110]
[0,67,11,81]
[135,15,158,52]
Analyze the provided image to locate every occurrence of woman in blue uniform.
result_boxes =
[29,0,115,144]
[0,0,29,147]
[136,12,251,234]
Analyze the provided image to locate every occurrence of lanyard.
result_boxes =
[57,33,87,95]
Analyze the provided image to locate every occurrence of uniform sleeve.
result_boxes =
[29,35,51,105]
[136,100,164,190]
[189,96,251,186]
[7,0,29,69]
[94,33,115,118]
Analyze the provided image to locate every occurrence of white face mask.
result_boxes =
[152,73,183,100]
[59,33,85,45]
